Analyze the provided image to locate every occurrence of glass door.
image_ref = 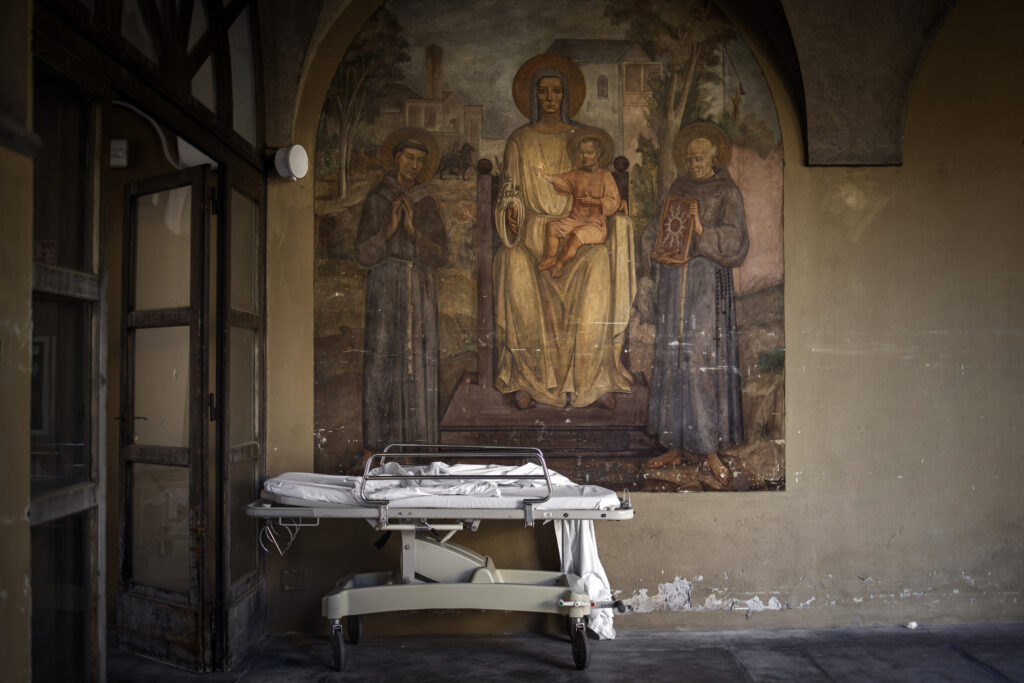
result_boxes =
[118,166,212,670]
[216,181,266,668]
[117,162,266,671]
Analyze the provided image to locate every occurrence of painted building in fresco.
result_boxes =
[546,39,662,166]
[402,45,483,164]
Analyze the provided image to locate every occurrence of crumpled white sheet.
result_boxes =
[263,462,621,510]
[367,460,575,496]
[262,462,619,638]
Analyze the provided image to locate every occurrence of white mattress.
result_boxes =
[263,462,621,510]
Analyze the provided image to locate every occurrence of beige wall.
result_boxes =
[263,0,1024,633]
[0,0,34,678]
[0,145,34,682]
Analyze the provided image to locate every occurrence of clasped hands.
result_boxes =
[388,195,416,239]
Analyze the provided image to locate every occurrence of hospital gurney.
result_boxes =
[246,444,634,671]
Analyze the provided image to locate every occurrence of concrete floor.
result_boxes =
[109,623,1024,682]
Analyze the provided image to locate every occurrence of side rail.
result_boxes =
[360,444,554,526]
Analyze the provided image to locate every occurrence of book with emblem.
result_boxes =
[651,195,697,266]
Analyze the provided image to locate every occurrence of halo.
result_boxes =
[672,122,733,177]
[380,127,441,183]
[569,126,615,169]
[512,54,586,120]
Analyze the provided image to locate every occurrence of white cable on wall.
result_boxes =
[112,99,183,170]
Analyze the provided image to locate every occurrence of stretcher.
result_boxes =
[246,444,634,671]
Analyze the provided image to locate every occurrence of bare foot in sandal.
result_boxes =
[705,452,732,486]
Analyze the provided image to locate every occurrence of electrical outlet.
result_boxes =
[110,139,129,168]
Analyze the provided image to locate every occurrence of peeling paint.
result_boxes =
[625,577,693,613]
[621,573,1009,618]
[623,577,787,618]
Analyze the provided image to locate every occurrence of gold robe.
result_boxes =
[493,124,635,407]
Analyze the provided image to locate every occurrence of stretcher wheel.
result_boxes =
[330,622,346,671]
[345,615,363,644]
[570,623,590,670]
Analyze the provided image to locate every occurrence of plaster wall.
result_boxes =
[263,0,1024,633]
[0,145,34,681]
[615,0,1023,627]
[0,0,34,677]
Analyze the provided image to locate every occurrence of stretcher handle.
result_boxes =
[358,444,554,508]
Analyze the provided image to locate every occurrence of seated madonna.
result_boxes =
[492,54,635,410]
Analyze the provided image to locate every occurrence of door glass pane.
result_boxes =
[132,464,190,591]
[188,0,208,50]
[192,56,217,114]
[135,185,191,310]
[33,62,91,272]
[229,327,255,444]
[32,511,91,683]
[228,6,257,144]
[229,457,256,582]
[121,0,159,63]
[230,190,257,313]
[133,327,189,447]
[189,2,217,112]
[30,295,90,494]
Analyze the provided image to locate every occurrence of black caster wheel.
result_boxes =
[570,622,590,670]
[330,621,346,672]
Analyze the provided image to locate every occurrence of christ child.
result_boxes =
[536,136,623,277]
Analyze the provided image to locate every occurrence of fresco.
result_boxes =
[314,0,784,492]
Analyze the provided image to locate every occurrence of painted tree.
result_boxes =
[326,7,410,198]
[604,0,736,197]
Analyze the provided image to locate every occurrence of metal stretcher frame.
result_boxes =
[246,444,634,671]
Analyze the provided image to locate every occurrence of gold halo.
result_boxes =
[512,54,586,120]
[672,122,733,177]
[380,127,441,183]
[569,126,615,169]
